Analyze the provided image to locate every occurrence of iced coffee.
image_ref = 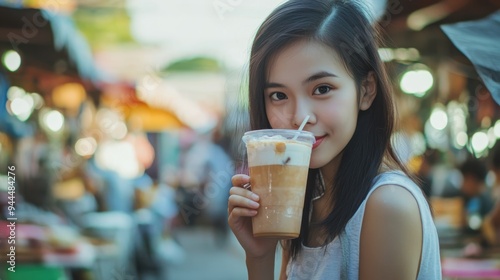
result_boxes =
[242,129,314,239]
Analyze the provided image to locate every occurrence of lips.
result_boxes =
[312,136,326,150]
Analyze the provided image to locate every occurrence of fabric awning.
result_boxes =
[100,82,185,132]
[0,5,105,83]
[441,11,500,102]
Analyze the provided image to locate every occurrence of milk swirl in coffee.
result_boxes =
[246,136,313,238]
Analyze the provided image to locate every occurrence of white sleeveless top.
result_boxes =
[286,171,442,280]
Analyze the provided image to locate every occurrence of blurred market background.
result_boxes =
[1,0,500,279]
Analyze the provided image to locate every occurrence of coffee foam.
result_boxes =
[246,140,312,167]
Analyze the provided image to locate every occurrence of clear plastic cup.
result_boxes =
[242,129,315,239]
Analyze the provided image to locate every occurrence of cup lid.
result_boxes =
[242,129,315,144]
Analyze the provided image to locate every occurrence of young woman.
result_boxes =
[227,0,442,279]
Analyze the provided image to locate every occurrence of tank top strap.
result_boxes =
[368,170,421,197]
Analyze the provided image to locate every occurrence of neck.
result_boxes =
[312,156,342,223]
[319,154,342,193]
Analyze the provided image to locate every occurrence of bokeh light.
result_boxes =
[44,110,65,132]
[400,68,433,96]
[2,50,21,72]
[494,120,500,138]
[75,137,98,157]
[456,132,468,148]
[10,96,33,121]
[471,131,489,154]
[430,106,448,130]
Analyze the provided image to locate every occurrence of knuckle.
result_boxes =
[229,187,239,195]
[228,194,238,203]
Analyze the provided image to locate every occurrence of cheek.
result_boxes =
[319,103,348,123]
[266,105,293,128]
[328,98,358,121]
[321,104,358,136]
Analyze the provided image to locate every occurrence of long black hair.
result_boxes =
[248,0,413,258]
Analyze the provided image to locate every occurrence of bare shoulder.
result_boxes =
[359,184,423,279]
[366,184,421,217]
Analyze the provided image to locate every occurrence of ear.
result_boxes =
[359,71,377,111]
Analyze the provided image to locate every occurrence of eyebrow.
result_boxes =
[303,71,338,85]
[264,71,338,89]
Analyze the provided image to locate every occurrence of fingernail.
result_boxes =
[251,193,259,201]
[250,201,259,208]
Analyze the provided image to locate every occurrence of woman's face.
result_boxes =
[264,40,359,170]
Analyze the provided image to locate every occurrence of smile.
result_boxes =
[312,136,326,150]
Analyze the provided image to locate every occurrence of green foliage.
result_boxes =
[73,7,135,47]
[162,57,222,73]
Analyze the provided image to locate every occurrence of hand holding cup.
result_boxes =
[228,174,279,259]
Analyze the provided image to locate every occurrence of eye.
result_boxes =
[269,92,288,101]
[313,85,332,95]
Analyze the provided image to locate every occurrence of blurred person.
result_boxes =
[228,1,441,279]
[481,142,500,246]
[416,148,440,197]
[458,157,495,232]
[87,122,180,279]
[52,140,104,225]
[178,126,234,244]
[175,128,200,225]
[14,131,58,215]
[489,141,500,201]
[453,156,495,257]
[126,115,156,176]
[486,201,500,242]
[487,194,500,246]
[89,125,155,213]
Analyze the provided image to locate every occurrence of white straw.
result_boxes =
[293,115,310,140]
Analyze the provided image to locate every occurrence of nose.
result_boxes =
[293,102,315,128]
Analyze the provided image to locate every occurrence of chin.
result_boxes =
[309,158,326,169]
[309,152,341,170]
